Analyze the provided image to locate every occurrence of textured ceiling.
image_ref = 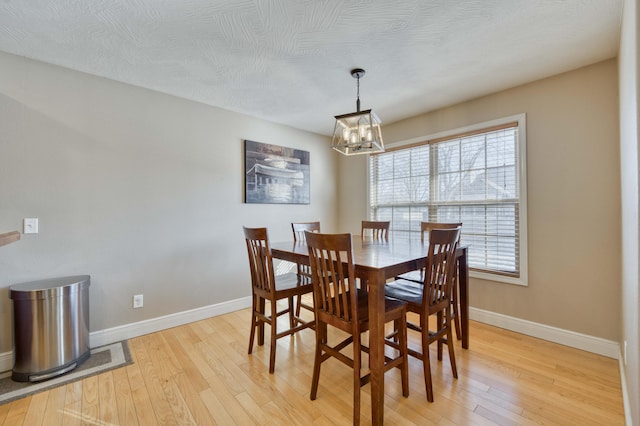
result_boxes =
[0,0,623,136]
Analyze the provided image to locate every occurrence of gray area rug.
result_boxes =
[0,341,132,405]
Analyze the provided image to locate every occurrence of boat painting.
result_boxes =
[244,140,310,204]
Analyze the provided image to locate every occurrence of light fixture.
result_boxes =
[331,68,384,156]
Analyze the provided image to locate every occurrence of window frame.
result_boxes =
[367,113,528,286]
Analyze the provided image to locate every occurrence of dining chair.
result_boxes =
[305,231,409,424]
[385,227,461,402]
[396,222,463,340]
[243,226,315,374]
[291,221,321,316]
[361,220,390,240]
[292,221,320,242]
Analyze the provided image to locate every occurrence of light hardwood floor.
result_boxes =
[0,300,625,425]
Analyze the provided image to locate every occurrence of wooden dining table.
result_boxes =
[270,235,469,425]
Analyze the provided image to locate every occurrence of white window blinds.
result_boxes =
[369,120,525,279]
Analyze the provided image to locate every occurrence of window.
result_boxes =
[368,114,527,285]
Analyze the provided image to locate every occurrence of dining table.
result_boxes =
[270,235,469,425]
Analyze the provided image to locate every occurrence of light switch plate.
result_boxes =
[23,218,38,234]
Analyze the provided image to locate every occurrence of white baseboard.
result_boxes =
[0,296,252,374]
[89,296,252,348]
[469,307,620,358]
[0,353,11,376]
[619,353,633,426]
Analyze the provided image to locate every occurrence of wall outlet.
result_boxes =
[133,294,144,309]
[23,218,38,234]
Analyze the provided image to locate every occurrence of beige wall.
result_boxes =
[0,51,337,353]
[619,0,639,422]
[338,59,621,341]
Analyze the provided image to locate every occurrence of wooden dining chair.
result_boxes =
[291,221,321,315]
[384,227,461,402]
[361,220,390,240]
[305,231,409,424]
[396,222,463,340]
[292,221,320,242]
[243,226,315,374]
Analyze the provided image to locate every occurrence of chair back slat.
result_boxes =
[292,221,320,242]
[291,222,321,286]
[243,227,276,295]
[424,228,460,307]
[306,232,357,325]
[361,220,390,240]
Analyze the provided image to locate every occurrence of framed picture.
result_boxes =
[244,140,310,204]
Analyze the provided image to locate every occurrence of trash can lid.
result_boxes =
[9,275,90,300]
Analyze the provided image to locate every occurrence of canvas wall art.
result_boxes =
[244,140,310,204]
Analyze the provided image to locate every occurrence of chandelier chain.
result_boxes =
[356,74,361,112]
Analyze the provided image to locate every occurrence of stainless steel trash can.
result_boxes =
[9,275,90,382]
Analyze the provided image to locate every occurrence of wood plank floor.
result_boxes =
[0,300,625,425]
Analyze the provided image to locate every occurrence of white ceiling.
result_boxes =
[0,0,623,136]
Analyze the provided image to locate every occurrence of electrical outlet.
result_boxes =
[133,294,144,309]
[23,218,38,234]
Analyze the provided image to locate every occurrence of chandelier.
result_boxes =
[331,68,384,156]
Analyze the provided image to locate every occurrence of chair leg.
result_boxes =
[269,300,278,374]
[310,323,326,400]
[446,308,458,379]
[399,311,409,397]
[248,300,257,355]
[258,297,266,346]
[295,266,306,317]
[248,295,260,354]
[452,278,462,340]
[353,333,361,425]
[437,311,444,361]
[392,318,400,343]
[422,314,434,402]
[295,293,302,317]
[288,296,295,330]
